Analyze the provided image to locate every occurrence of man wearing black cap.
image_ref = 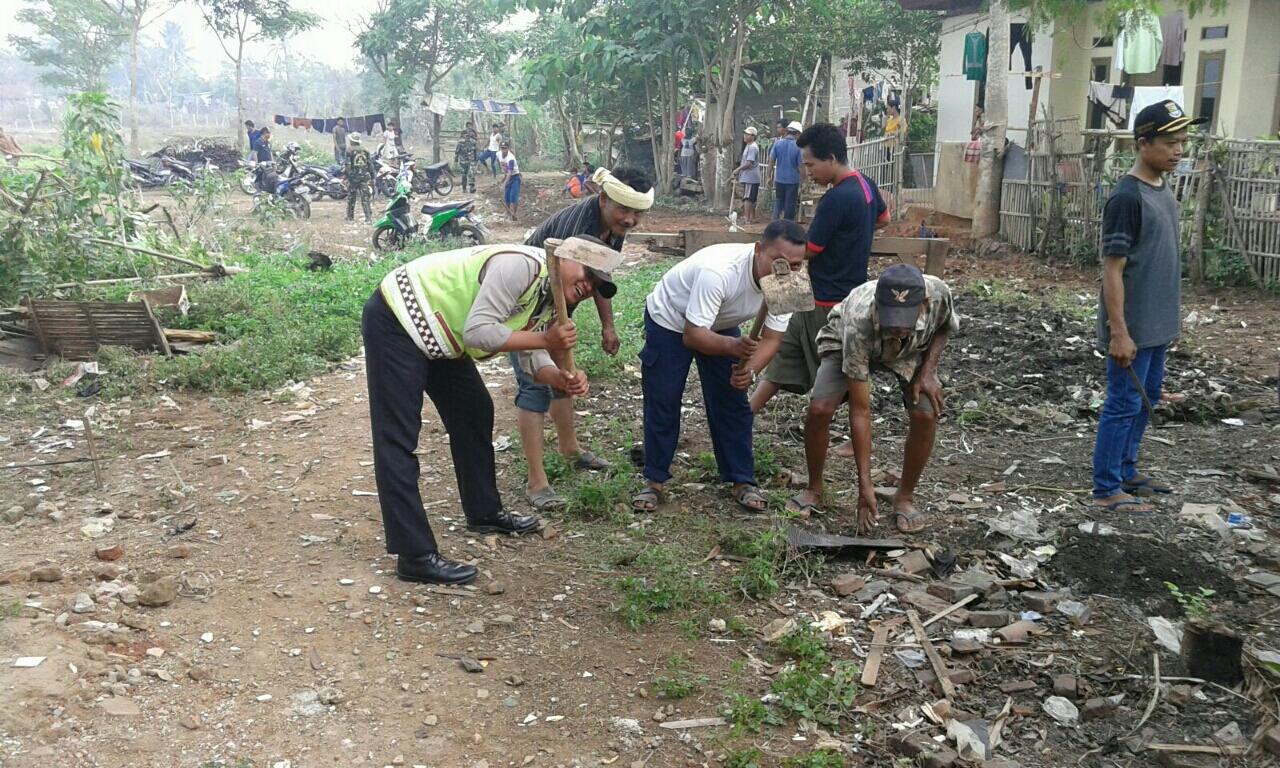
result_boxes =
[1092,100,1203,515]
[795,264,958,533]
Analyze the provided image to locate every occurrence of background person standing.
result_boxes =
[333,117,348,166]
[1092,100,1203,515]
[499,140,521,220]
[456,122,479,193]
[770,121,803,220]
[733,126,762,225]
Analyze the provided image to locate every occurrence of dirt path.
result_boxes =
[2,184,1279,767]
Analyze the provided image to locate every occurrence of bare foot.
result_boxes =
[833,440,855,458]
[891,496,927,532]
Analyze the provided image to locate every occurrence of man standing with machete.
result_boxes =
[361,238,622,585]
[632,220,810,514]
[1092,100,1201,514]
[513,167,654,513]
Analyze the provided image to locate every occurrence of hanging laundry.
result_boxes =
[364,114,386,135]
[313,120,326,133]
[862,86,875,103]
[322,118,337,133]
[274,114,288,126]
[1115,11,1163,75]
[1128,86,1184,131]
[1010,24,1034,89]
[963,31,987,81]
[1159,11,1185,85]
[1088,82,1134,127]
[291,117,311,129]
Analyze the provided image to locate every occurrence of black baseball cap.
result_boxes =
[876,264,926,329]
[1133,100,1207,140]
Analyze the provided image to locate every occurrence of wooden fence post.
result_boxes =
[1188,156,1210,284]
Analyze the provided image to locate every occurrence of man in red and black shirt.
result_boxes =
[749,122,889,515]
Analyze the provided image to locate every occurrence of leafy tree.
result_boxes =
[10,0,126,91]
[197,0,319,149]
[101,0,177,154]
[356,0,512,160]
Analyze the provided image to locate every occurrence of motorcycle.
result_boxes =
[371,175,488,252]
[371,146,402,198]
[251,163,313,219]
[300,163,348,200]
[125,157,172,188]
[411,161,454,197]
[153,153,209,184]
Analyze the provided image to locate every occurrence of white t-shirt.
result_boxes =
[499,151,519,175]
[488,133,502,152]
[646,243,792,334]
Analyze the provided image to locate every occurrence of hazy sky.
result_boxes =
[1,0,386,76]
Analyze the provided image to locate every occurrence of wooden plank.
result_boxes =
[141,297,171,356]
[1145,744,1247,756]
[682,229,759,255]
[921,593,979,628]
[907,608,956,701]
[861,624,890,687]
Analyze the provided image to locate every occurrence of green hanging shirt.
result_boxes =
[964,32,987,81]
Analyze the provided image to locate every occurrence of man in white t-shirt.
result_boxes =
[634,219,809,514]
[478,124,503,177]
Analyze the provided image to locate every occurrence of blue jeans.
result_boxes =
[640,311,754,485]
[477,149,499,175]
[508,352,565,413]
[1092,345,1166,497]
[773,182,799,220]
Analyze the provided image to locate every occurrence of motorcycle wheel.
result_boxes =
[376,177,396,198]
[411,172,431,195]
[328,180,348,200]
[372,227,407,252]
[457,222,486,246]
[432,175,454,197]
[239,173,257,195]
[286,194,311,219]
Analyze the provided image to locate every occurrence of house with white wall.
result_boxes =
[909,0,1280,146]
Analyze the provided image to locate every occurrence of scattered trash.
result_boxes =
[1077,521,1116,536]
[894,649,927,669]
[947,718,991,760]
[13,656,46,668]
[1042,696,1079,725]
[986,507,1047,541]
[1147,616,1183,655]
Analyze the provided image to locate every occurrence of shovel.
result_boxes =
[742,258,815,359]
[543,236,624,374]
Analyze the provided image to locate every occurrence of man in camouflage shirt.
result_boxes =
[455,122,479,194]
[346,135,374,222]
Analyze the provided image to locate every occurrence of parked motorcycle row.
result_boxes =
[126,138,488,245]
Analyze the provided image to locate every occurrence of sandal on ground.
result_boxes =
[574,450,611,471]
[892,508,929,533]
[785,494,820,517]
[1122,475,1173,495]
[525,486,566,512]
[632,486,664,513]
[1093,497,1155,515]
[732,485,768,513]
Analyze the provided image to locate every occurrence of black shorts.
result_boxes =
[741,183,759,202]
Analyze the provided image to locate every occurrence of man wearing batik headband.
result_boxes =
[513,167,655,512]
[361,238,622,585]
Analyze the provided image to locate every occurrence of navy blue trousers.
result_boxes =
[640,310,755,485]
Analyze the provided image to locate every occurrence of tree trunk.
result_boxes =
[553,96,582,167]
[432,112,442,163]
[128,22,140,155]
[973,0,1009,238]
[234,56,245,150]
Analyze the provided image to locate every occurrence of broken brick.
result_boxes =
[889,733,958,768]
[949,638,984,655]
[1052,674,1078,699]
[998,679,1037,694]
[951,569,998,595]
[1165,684,1194,707]
[995,620,1039,644]
[1020,591,1063,612]
[95,545,124,561]
[927,581,978,603]
[918,669,976,690]
[1081,696,1122,721]
[896,549,932,575]
[967,610,1010,628]
[830,572,866,597]
[1263,725,1280,757]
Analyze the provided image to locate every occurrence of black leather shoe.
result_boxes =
[396,553,478,585]
[467,510,541,535]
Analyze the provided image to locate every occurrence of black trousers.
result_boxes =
[361,291,503,556]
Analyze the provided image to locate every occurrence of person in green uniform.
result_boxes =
[345,135,374,222]
[361,238,622,585]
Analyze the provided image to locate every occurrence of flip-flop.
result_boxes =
[732,485,768,513]
[525,487,566,512]
[574,451,611,471]
[892,508,928,533]
[785,494,820,517]
[1093,498,1156,515]
[1122,476,1173,495]
[632,487,663,513]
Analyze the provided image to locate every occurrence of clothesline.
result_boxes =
[272,113,387,136]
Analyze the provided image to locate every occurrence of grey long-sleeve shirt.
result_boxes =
[462,252,554,373]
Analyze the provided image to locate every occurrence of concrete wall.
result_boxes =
[1044,0,1279,139]
[936,12,1059,147]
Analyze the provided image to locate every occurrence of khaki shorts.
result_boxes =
[763,305,833,395]
[810,354,934,414]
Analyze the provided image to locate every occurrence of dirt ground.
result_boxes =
[1,171,1279,768]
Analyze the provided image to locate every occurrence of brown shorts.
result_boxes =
[810,355,934,414]
[762,305,833,395]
